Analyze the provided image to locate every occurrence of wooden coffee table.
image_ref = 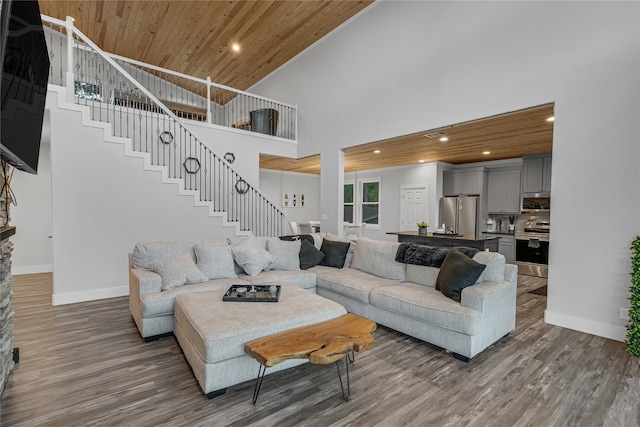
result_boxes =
[245,313,376,404]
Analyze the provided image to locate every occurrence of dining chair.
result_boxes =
[289,221,301,234]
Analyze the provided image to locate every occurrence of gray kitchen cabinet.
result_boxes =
[487,169,521,213]
[483,233,516,264]
[542,156,552,193]
[523,153,552,194]
[443,170,483,196]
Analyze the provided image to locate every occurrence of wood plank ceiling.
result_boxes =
[260,103,555,175]
[38,1,553,176]
[38,0,373,92]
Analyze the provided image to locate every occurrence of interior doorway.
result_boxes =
[399,184,429,231]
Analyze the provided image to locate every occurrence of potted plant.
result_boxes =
[417,222,429,235]
[508,216,516,232]
[627,236,640,357]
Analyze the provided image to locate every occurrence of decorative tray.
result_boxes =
[222,285,281,302]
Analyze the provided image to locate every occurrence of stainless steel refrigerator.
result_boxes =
[440,196,479,236]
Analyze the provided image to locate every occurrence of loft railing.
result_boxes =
[42,15,286,236]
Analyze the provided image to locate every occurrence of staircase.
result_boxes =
[42,15,293,237]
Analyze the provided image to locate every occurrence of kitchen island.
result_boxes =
[386,231,499,252]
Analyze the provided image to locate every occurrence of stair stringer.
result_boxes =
[48,85,253,237]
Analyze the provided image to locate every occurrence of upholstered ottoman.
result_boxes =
[174,282,347,397]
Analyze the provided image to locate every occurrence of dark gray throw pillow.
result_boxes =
[320,239,351,269]
[279,234,315,245]
[299,239,325,270]
[436,249,487,302]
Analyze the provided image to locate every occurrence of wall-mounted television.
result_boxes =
[0,0,50,175]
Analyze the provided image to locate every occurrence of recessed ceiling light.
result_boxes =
[483,151,491,155]
[546,116,555,122]
[231,43,241,52]
[373,150,381,154]
[419,160,425,163]
[439,137,449,142]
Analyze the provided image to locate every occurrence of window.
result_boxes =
[344,182,354,223]
[360,178,380,225]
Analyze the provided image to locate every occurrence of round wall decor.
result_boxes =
[159,131,174,144]
[235,179,249,194]
[224,152,236,163]
[183,157,201,174]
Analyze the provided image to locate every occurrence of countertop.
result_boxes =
[482,231,516,236]
[386,231,498,241]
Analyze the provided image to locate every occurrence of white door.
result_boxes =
[400,185,429,231]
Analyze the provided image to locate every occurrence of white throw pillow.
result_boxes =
[473,251,506,283]
[194,244,238,280]
[147,253,209,291]
[267,239,301,271]
[231,238,275,276]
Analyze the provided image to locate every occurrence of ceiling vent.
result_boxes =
[424,131,448,138]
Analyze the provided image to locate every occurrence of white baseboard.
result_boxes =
[52,286,129,306]
[544,310,627,342]
[11,265,54,275]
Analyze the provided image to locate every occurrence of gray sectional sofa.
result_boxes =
[129,234,517,363]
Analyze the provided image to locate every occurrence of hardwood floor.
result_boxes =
[1,273,639,426]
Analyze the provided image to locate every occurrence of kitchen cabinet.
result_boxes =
[523,153,552,194]
[483,232,516,264]
[487,169,521,214]
[443,170,484,196]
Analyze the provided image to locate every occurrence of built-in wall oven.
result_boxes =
[515,222,550,278]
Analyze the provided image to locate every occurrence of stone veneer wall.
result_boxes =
[0,237,14,395]
[0,158,15,395]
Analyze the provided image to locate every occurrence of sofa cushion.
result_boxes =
[194,244,237,280]
[436,249,486,302]
[299,239,325,270]
[350,238,405,281]
[320,239,351,268]
[405,264,440,288]
[267,239,301,271]
[231,238,275,276]
[239,269,318,290]
[473,251,506,283]
[133,241,197,269]
[140,278,248,318]
[147,253,209,291]
[369,283,482,335]
[316,268,397,304]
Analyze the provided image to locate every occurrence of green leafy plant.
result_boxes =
[416,222,429,229]
[508,215,516,225]
[627,236,640,356]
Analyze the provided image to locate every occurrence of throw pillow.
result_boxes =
[320,239,351,269]
[279,234,315,245]
[194,244,238,280]
[231,238,275,276]
[267,239,301,271]
[299,239,325,270]
[324,233,356,268]
[147,253,209,291]
[436,249,487,302]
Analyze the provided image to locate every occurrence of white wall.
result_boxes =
[251,1,640,341]
[46,86,241,305]
[345,162,440,242]
[9,142,53,274]
[259,169,321,229]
